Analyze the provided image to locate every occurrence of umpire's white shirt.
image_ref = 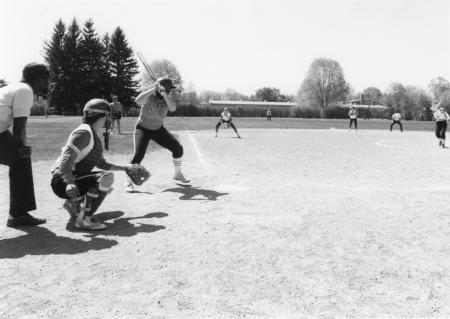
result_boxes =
[0,82,34,133]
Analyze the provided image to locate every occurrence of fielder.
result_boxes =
[125,77,189,192]
[348,106,358,131]
[266,108,272,127]
[109,95,123,135]
[0,63,50,227]
[430,98,449,148]
[50,99,149,230]
[390,112,403,132]
[215,107,241,138]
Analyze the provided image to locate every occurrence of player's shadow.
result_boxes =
[162,186,228,201]
[0,226,118,259]
[66,211,167,237]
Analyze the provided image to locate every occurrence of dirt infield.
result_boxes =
[1,128,450,318]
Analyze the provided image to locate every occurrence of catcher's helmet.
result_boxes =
[83,99,110,115]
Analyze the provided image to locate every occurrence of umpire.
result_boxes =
[0,63,50,227]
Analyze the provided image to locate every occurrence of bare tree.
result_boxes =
[428,77,450,102]
[298,58,349,118]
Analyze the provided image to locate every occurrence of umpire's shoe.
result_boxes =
[7,213,46,228]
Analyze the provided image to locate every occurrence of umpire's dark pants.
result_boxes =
[0,130,36,217]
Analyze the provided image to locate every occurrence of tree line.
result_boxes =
[1,18,449,120]
[43,18,139,115]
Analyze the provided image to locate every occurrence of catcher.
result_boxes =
[50,99,149,230]
[125,77,189,192]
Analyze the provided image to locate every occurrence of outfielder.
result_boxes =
[50,99,149,230]
[215,107,241,138]
[109,95,123,135]
[390,112,403,132]
[0,63,50,227]
[266,108,272,127]
[430,98,449,148]
[125,77,189,192]
[348,106,358,131]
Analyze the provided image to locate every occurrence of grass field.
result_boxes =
[1,116,450,318]
[26,115,436,160]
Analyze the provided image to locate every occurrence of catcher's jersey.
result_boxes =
[53,124,111,181]
[0,82,34,133]
[137,94,168,130]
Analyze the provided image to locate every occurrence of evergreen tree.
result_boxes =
[43,19,66,113]
[101,32,113,100]
[79,19,107,104]
[62,18,83,115]
[109,27,139,108]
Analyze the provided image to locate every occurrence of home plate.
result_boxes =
[213,184,248,192]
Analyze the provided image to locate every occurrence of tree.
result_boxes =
[198,90,221,104]
[0,79,7,88]
[79,19,107,103]
[43,19,66,113]
[428,77,450,102]
[109,27,139,107]
[384,82,407,117]
[361,87,383,105]
[143,58,182,89]
[220,89,248,101]
[61,18,83,115]
[298,58,349,118]
[254,87,288,102]
[405,85,432,120]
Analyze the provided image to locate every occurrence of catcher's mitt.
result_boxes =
[126,164,150,186]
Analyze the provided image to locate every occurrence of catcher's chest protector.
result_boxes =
[72,125,104,175]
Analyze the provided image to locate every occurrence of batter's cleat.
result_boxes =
[173,172,190,183]
[75,215,106,230]
[7,213,46,228]
[63,200,80,219]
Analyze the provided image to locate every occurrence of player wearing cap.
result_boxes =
[348,106,358,131]
[431,98,450,148]
[215,107,241,138]
[0,63,51,227]
[109,95,123,135]
[51,99,132,230]
[390,112,403,132]
[125,77,189,192]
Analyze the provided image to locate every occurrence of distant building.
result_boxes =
[208,100,298,110]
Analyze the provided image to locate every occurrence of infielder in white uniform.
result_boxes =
[215,107,241,138]
[390,112,403,132]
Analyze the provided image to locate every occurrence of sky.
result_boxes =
[0,0,449,96]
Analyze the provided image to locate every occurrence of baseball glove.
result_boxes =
[125,164,150,186]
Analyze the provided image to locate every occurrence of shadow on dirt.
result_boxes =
[0,211,167,259]
[66,211,167,237]
[163,186,229,201]
[0,226,117,259]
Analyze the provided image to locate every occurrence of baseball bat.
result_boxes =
[136,51,157,82]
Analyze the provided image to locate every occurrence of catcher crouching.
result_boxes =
[50,99,149,230]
